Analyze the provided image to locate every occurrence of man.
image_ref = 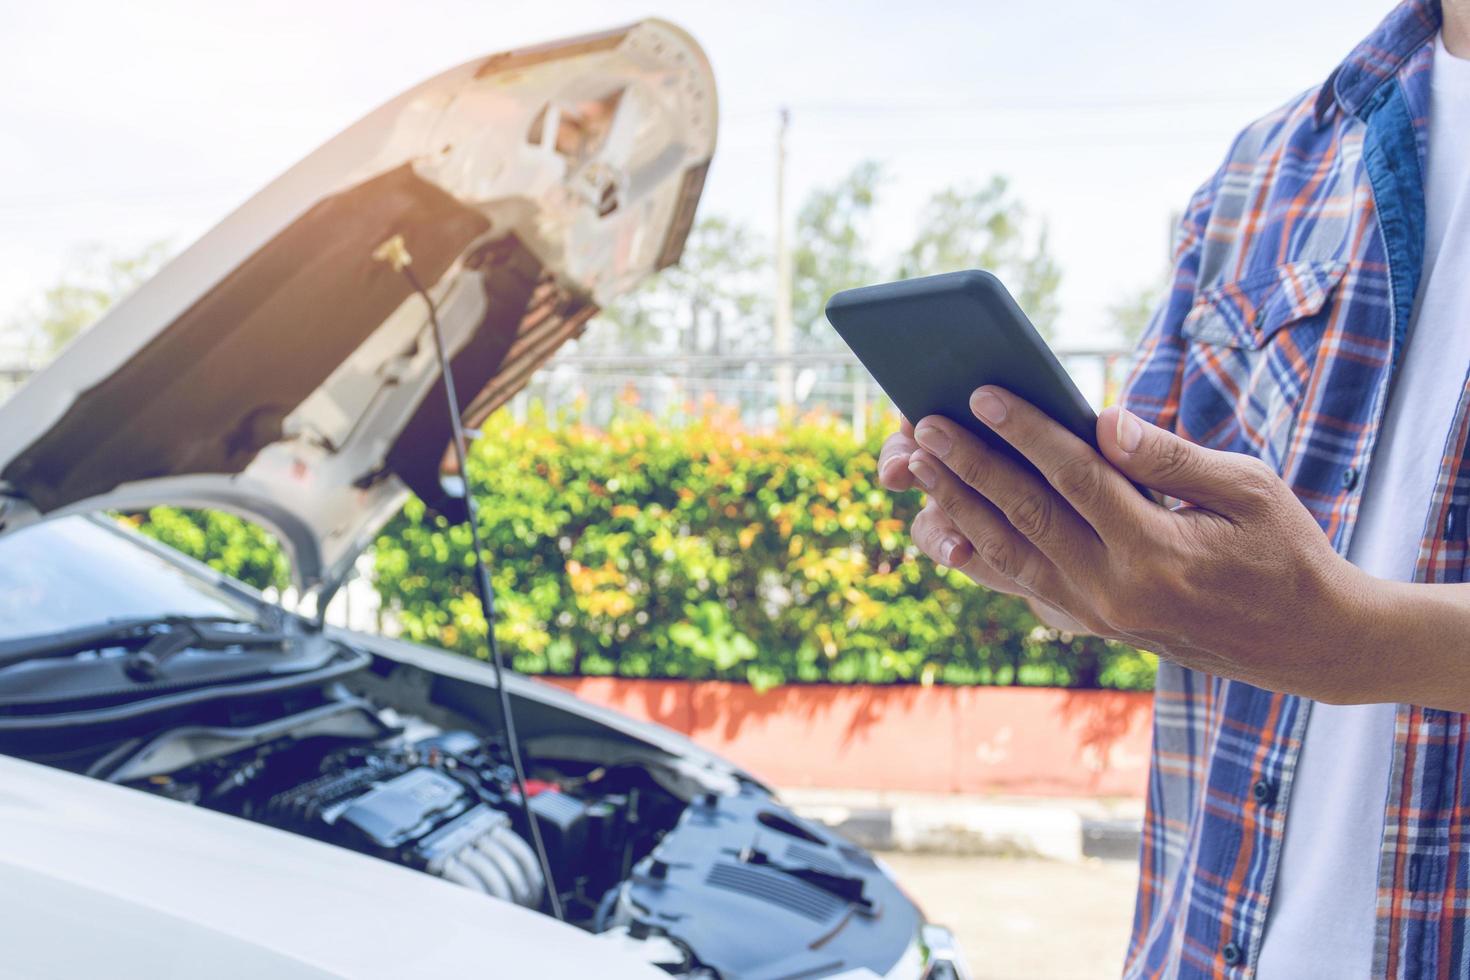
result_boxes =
[878,1,1470,975]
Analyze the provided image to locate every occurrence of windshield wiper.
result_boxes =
[0,614,286,674]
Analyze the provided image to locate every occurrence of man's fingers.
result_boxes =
[877,416,919,491]
[911,502,974,568]
[878,429,920,491]
[912,504,1050,597]
[907,422,1098,582]
[1097,405,1285,518]
[964,387,1162,542]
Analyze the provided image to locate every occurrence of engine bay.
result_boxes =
[107,692,685,927]
[0,623,924,979]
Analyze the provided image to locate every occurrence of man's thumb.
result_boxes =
[1097,406,1273,515]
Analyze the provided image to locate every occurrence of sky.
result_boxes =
[0,0,1401,349]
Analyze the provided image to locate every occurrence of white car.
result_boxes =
[0,20,967,980]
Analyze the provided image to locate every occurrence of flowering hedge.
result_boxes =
[375,405,1153,690]
[135,405,1155,691]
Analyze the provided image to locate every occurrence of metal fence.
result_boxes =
[511,347,1136,435]
[1,343,1137,434]
[0,343,1134,437]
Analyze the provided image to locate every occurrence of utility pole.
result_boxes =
[774,107,794,412]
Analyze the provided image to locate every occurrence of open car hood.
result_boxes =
[0,20,715,599]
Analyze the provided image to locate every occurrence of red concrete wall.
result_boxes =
[539,678,1153,798]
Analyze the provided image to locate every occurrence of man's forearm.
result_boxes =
[895,386,1470,704]
[1031,574,1470,708]
[1348,579,1470,712]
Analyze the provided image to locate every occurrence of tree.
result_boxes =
[7,241,171,357]
[897,177,1062,338]
[587,215,770,357]
[1107,283,1165,347]
[791,160,884,345]
[586,163,1064,357]
[787,164,1063,342]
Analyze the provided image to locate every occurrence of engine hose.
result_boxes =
[473,834,533,906]
[492,825,546,908]
[592,882,624,934]
[439,856,488,895]
[458,847,516,904]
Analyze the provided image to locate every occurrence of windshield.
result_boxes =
[0,516,260,641]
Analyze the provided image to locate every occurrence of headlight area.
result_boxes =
[821,922,972,980]
[916,923,973,980]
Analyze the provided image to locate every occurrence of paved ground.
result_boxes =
[786,789,1145,863]
[881,853,1139,980]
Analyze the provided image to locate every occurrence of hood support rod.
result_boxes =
[373,234,565,922]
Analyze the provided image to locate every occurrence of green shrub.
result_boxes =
[375,403,1153,690]
[125,506,289,592]
[134,404,1155,691]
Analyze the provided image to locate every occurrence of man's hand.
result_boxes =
[878,413,1092,634]
[880,387,1388,704]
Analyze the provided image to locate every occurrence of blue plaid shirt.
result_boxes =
[1120,2,1470,976]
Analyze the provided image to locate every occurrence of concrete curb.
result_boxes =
[781,789,1143,863]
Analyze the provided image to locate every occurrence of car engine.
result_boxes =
[0,626,934,979]
[89,690,678,926]
[226,735,551,909]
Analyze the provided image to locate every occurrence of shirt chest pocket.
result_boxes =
[1177,261,1347,468]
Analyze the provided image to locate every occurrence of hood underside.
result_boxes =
[0,20,715,597]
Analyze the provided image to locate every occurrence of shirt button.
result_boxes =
[1252,779,1276,804]
[1222,940,1245,966]
[1252,309,1268,331]
[1341,467,1359,490]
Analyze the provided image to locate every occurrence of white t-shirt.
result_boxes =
[1256,34,1470,978]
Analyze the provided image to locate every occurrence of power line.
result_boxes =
[720,90,1292,122]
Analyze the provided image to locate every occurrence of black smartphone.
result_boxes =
[825,269,1098,467]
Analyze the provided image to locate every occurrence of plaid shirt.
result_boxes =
[1119,2,1470,976]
